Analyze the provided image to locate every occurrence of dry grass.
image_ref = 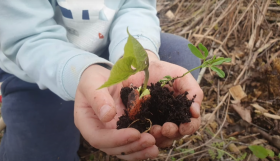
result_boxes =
[154,0,280,160]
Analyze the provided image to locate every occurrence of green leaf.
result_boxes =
[208,149,216,160]
[229,137,237,141]
[164,75,172,80]
[210,66,225,78]
[198,43,209,58]
[217,149,225,159]
[267,149,274,157]
[237,153,247,161]
[139,88,150,99]
[278,153,280,158]
[99,28,149,89]
[124,29,149,71]
[249,145,268,159]
[188,44,204,59]
[223,58,232,62]
[213,57,224,62]
[212,55,216,60]
[212,58,231,66]
[99,57,137,89]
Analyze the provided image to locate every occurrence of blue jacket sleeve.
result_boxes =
[0,0,112,100]
[109,0,161,64]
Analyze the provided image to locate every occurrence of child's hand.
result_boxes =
[74,65,159,160]
[123,51,203,148]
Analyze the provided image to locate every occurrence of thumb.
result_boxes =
[79,65,117,122]
[88,87,116,122]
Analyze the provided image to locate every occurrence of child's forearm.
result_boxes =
[0,1,113,100]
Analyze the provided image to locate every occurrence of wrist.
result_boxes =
[80,64,110,84]
[146,50,160,62]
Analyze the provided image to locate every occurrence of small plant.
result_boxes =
[159,43,231,86]
[99,28,231,96]
[99,28,231,132]
[99,28,150,97]
[180,148,195,154]
[208,142,247,161]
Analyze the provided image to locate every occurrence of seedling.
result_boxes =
[98,28,232,132]
[99,29,150,97]
[159,43,231,87]
[99,29,231,97]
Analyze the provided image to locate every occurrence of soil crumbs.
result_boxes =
[117,82,194,133]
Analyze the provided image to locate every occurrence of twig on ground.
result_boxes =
[165,140,177,161]
[175,150,208,161]
[193,34,223,45]
[174,0,185,18]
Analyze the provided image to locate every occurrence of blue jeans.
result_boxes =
[0,33,200,161]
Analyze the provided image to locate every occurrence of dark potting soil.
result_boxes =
[117,82,195,133]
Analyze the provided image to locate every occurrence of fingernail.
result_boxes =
[192,102,200,114]
[100,105,112,119]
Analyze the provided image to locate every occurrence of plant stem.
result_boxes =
[173,65,203,80]
[141,68,149,93]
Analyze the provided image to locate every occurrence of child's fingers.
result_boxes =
[86,86,116,122]
[78,66,117,122]
[161,122,181,139]
[173,73,204,106]
[87,128,141,149]
[157,139,174,148]
[190,102,200,118]
[116,145,159,161]
[74,105,141,148]
[150,125,162,139]
[101,133,155,156]
[179,117,201,136]
[150,125,173,148]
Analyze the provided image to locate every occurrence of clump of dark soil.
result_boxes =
[117,82,195,133]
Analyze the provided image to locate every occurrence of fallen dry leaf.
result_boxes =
[228,143,240,154]
[232,103,252,123]
[250,139,267,145]
[201,113,215,126]
[165,10,175,19]
[229,85,247,101]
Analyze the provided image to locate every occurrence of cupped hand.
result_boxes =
[74,65,158,160]
[123,51,203,148]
